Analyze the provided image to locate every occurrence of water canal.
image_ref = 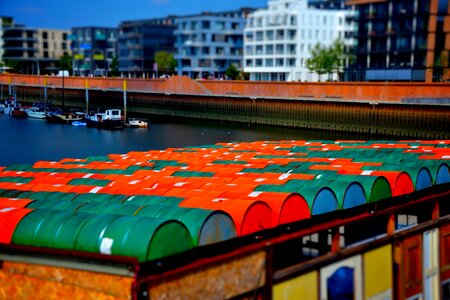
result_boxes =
[0,113,369,166]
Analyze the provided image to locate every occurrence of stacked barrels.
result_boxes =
[0,140,448,262]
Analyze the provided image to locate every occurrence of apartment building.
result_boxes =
[345,0,450,82]
[37,29,71,59]
[0,16,14,66]
[244,0,354,82]
[118,17,176,77]
[71,27,117,76]
[174,8,255,79]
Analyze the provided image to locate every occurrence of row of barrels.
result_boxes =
[0,140,449,262]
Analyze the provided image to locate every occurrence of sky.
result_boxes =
[1,0,268,29]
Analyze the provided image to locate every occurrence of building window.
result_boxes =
[246,59,253,67]
[266,45,273,55]
[216,21,225,30]
[256,31,263,41]
[276,44,284,54]
[256,59,263,67]
[266,30,274,41]
[202,21,210,30]
[256,45,263,55]
[287,58,296,67]
[276,58,283,67]
[42,31,48,39]
[265,59,273,67]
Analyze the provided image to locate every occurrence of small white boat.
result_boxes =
[25,107,46,119]
[125,118,148,128]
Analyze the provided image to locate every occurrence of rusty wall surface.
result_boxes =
[2,74,450,102]
[0,261,134,300]
[3,84,449,139]
[146,250,266,300]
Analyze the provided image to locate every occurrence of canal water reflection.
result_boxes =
[0,114,368,165]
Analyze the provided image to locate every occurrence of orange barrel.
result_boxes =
[179,197,273,236]
[135,205,237,246]
[371,171,414,197]
[0,207,33,244]
[242,192,310,225]
[0,198,33,208]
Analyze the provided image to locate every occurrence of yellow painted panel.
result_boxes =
[93,54,105,60]
[273,271,318,300]
[74,54,84,60]
[364,244,393,300]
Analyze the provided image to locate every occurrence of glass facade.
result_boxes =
[118,18,175,77]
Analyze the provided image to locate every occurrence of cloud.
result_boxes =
[151,0,170,5]
[19,5,45,15]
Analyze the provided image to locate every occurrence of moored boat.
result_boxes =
[25,106,47,119]
[46,109,84,124]
[3,98,27,118]
[86,109,124,129]
[124,118,148,128]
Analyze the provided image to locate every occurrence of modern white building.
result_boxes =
[244,0,354,82]
[174,8,255,79]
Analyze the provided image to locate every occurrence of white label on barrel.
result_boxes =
[443,155,450,159]
[83,173,93,178]
[129,180,140,185]
[248,192,262,197]
[278,173,290,180]
[0,207,16,213]
[89,187,102,193]
[255,178,266,182]
[100,238,114,255]
[361,170,373,175]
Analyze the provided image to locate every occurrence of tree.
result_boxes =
[109,57,119,77]
[305,39,346,81]
[154,51,176,75]
[59,54,73,74]
[225,64,240,80]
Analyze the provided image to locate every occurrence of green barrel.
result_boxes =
[99,215,193,262]
[122,195,183,205]
[32,210,75,248]
[72,193,128,204]
[75,202,142,216]
[26,191,78,201]
[12,209,54,246]
[26,199,83,211]
[52,212,96,250]
[436,163,449,185]
[74,214,121,253]
[0,189,27,198]
[136,205,236,246]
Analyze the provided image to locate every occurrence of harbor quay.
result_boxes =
[0,75,449,299]
[1,74,450,139]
